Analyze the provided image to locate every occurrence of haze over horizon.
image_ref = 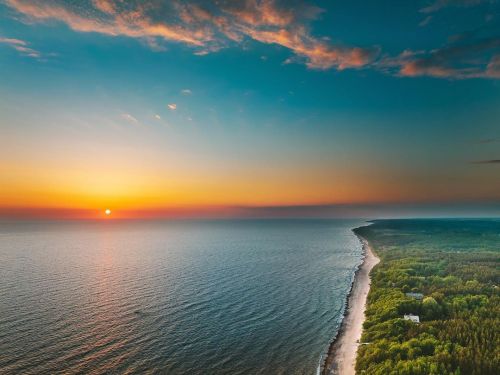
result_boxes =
[1,0,499,219]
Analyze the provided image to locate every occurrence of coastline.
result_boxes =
[321,230,380,375]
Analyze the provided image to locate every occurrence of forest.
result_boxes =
[354,219,500,375]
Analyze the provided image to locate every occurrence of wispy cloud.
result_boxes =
[476,138,500,144]
[378,37,500,79]
[241,26,378,69]
[121,113,139,124]
[167,103,177,111]
[419,15,433,27]
[471,159,500,164]
[4,0,376,71]
[181,89,192,95]
[420,0,493,13]
[0,36,41,58]
[154,114,161,120]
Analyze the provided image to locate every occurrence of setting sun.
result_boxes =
[105,209,111,216]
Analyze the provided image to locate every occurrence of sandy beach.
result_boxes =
[321,234,380,375]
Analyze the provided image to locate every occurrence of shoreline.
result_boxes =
[321,230,380,375]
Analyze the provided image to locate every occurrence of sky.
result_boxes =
[0,0,499,219]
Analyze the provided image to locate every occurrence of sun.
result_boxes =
[105,209,111,216]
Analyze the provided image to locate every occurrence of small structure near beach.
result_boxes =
[404,314,420,323]
[406,292,424,300]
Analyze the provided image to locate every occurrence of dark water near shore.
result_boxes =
[0,219,363,374]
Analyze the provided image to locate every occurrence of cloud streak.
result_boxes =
[471,159,500,164]
[379,37,500,79]
[477,138,500,144]
[121,113,140,125]
[4,0,377,71]
[420,0,494,13]
[0,36,41,58]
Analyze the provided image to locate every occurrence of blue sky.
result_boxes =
[0,0,499,218]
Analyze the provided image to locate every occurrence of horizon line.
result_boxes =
[2,201,500,220]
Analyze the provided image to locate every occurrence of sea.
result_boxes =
[0,219,364,374]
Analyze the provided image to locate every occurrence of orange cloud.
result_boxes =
[92,0,117,15]
[5,0,500,78]
[244,27,377,69]
[223,0,295,27]
[485,54,500,78]
[5,0,212,46]
[5,0,375,71]
[378,37,500,79]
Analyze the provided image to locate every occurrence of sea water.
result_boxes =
[0,219,363,374]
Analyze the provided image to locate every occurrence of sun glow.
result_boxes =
[105,209,111,216]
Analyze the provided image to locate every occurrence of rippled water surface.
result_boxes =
[0,219,363,374]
